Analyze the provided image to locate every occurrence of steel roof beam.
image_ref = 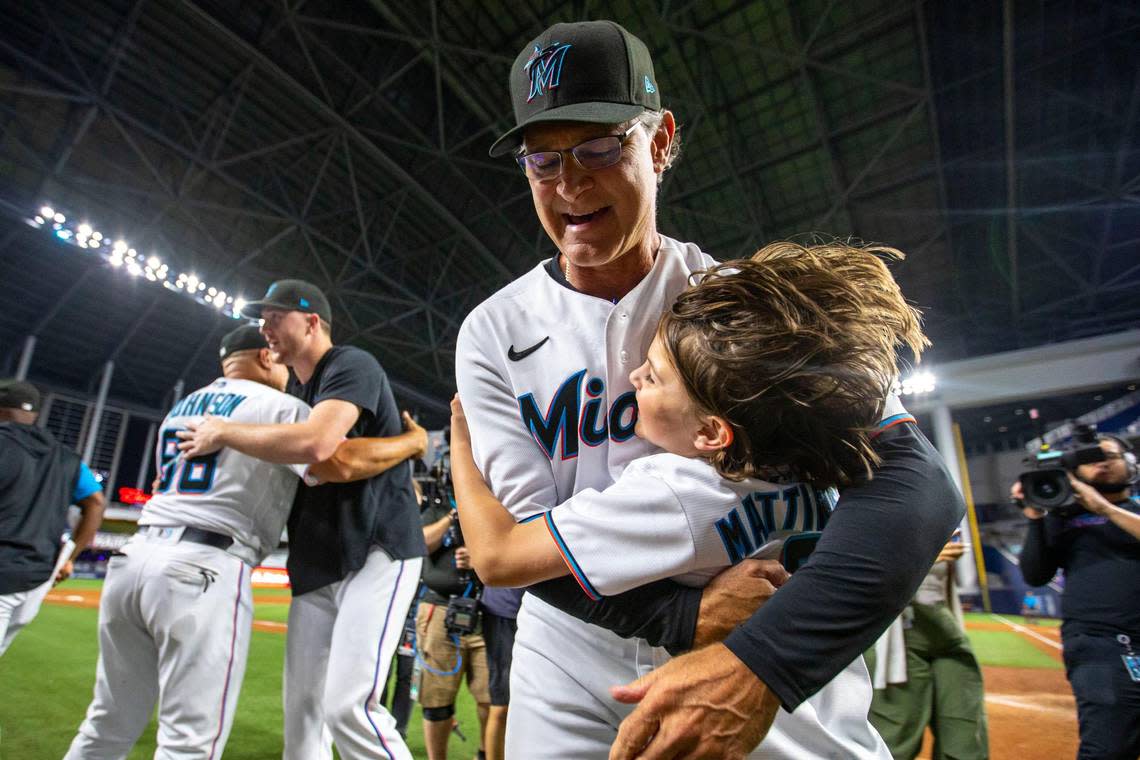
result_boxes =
[0,41,460,347]
[180,0,512,281]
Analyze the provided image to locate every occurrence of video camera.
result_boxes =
[422,455,483,636]
[1018,423,1108,512]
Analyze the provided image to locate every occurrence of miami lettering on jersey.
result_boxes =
[715,485,838,564]
[517,369,638,460]
[168,390,248,419]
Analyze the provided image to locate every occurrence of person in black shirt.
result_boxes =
[417,501,490,760]
[178,280,427,760]
[0,379,105,655]
[1016,434,1140,760]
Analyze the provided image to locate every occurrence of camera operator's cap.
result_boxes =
[488,20,661,158]
[240,279,332,324]
[219,324,268,360]
[0,379,41,413]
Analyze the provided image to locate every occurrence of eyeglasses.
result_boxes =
[516,120,641,181]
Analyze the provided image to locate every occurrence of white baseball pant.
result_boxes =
[282,546,422,760]
[0,574,57,656]
[64,535,252,760]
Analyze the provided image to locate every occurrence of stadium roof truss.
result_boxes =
[0,0,1136,429]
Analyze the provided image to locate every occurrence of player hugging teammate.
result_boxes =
[450,240,931,758]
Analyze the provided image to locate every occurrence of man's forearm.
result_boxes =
[1105,504,1140,541]
[309,431,423,483]
[424,514,452,552]
[219,421,333,464]
[71,492,105,560]
[723,429,964,711]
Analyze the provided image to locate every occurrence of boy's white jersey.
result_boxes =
[545,454,837,598]
[140,377,310,565]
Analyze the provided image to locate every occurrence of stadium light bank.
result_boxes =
[27,205,248,320]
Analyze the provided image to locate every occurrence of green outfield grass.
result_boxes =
[964,611,1062,628]
[0,581,481,759]
[2,583,1067,758]
[967,629,1063,669]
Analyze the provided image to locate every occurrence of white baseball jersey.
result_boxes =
[546,455,836,597]
[456,237,891,759]
[141,377,310,565]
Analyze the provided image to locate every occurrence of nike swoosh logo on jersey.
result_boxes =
[507,336,550,362]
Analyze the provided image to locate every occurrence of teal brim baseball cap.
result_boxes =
[489,20,662,158]
[241,279,332,324]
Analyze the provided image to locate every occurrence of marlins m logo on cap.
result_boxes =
[525,43,571,102]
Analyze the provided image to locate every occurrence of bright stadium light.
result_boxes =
[900,370,937,396]
[28,204,253,320]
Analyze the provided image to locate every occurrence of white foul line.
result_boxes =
[990,613,1063,650]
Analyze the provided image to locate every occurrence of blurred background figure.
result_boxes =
[0,379,105,656]
[479,586,522,760]
[868,535,989,760]
[416,472,489,760]
[1015,430,1140,760]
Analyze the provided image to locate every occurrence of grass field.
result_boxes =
[0,580,481,759]
[2,584,1072,759]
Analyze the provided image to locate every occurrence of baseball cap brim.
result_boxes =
[489,101,648,158]
[239,298,283,319]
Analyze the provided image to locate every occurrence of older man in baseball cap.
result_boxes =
[452,19,962,760]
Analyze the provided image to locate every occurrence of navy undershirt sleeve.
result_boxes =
[1017,518,1060,587]
[723,424,963,711]
[528,575,701,650]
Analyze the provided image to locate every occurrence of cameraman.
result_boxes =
[1015,433,1140,760]
[418,496,490,760]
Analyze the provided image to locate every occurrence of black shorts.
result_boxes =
[482,610,518,706]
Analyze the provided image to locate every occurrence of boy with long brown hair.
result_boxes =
[449,239,943,758]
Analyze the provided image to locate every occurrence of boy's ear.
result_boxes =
[693,414,733,453]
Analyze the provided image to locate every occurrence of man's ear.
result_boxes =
[651,110,676,174]
[693,414,733,453]
[258,347,274,370]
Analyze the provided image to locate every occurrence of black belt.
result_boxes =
[138,526,234,550]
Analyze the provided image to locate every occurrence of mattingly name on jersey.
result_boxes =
[716,485,838,564]
[518,370,638,460]
[168,390,248,419]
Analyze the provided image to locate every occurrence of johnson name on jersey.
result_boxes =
[141,377,311,565]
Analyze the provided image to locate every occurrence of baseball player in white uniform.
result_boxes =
[64,325,312,759]
[452,242,922,758]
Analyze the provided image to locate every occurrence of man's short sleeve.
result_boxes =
[546,460,696,599]
[73,462,102,502]
[314,348,382,416]
[269,395,312,480]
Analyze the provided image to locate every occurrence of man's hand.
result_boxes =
[1010,480,1045,520]
[54,559,74,585]
[402,411,429,459]
[610,643,780,760]
[176,417,228,458]
[692,559,789,649]
[935,540,967,564]
[1068,476,1113,515]
[454,546,472,571]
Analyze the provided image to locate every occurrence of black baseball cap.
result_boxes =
[489,20,661,158]
[0,379,41,413]
[219,325,268,360]
[240,279,332,324]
